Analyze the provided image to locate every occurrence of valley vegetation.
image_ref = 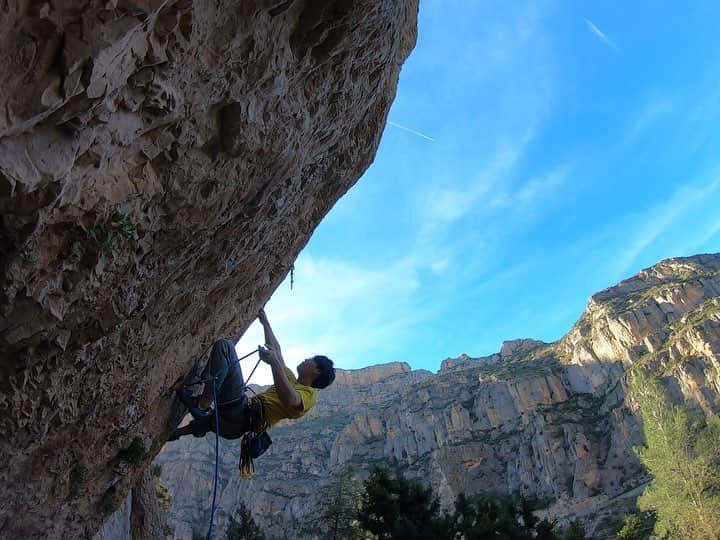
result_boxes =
[296,466,585,540]
[618,369,720,539]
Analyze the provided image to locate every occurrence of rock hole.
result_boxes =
[178,11,193,42]
[199,181,215,199]
[219,102,245,157]
[0,173,12,198]
[311,26,345,63]
[268,1,294,17]
[289,1,332,59]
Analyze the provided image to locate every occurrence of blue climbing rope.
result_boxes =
[203,347,263,540]
[207,376,221,540]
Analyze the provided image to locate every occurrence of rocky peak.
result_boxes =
[590,254,720,306]
[437,338,546,374]
[560,254,720,397]
[333,361,412,386]
[500,338,546,360]
[440,352,501,372]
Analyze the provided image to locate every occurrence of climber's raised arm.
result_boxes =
[259,347,303,410]
[258,308,284,363]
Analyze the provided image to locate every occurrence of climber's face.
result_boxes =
[297,358,320,380]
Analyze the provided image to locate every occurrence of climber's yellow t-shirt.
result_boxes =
[259,367,317,427]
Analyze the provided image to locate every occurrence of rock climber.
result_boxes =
[169,308,335,441]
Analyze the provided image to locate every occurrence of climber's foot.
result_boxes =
[176,388,212,420]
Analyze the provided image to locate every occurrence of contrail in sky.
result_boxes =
[585,18,619,50]
[387,120,435,142]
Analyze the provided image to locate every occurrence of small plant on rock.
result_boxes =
[89,209,137,255]
[97,486,117,517]
[20,243,38,268]
[68,463,88,500]
[155,480,173,513]
[117,437,146,464]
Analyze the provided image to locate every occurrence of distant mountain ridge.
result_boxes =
[155,253,720,539]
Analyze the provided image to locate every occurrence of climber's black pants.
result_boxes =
[179,406,249,440]
[174,339,250,439]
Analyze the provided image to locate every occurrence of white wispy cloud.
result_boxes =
[408,0,555,247]
[518,168,567,203]
[585,18,619,50]
[697,218,720,248]
[422,135,532,232]
[491,164,571,213]
[236,254,428,384]
[612,175,720,277]
[418,159,571,285]
[414,141,525,280]
[626,97,675,142]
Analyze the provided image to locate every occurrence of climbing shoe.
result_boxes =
[176,388,211,420]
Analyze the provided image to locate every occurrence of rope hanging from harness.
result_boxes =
[204,346,264,540]
[207,375,221,540]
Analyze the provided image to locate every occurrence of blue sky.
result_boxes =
[237,0,720,384]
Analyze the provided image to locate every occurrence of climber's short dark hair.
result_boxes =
[311,355,335,389]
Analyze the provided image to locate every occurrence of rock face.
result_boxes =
[439,339,547,373]
[0,2,419,538]
[155,254,720,539]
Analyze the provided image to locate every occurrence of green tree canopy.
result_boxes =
[316,465,364,540]
[356,467,581,540]
[563,519,586,540]
[451,493,531,540]
[357,467,452,540]
[225,502,266,540]
[616,512,655,540]
[629,369,720,539]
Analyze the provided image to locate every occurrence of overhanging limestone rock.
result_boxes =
[0,1,418,537]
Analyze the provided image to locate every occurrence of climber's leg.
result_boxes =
[197,338,245,408]
[168,413,213,440]
[176,386,211,420]
[168,408,248,441]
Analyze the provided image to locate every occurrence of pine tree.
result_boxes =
[448,494,570,539]
[616,512,654,540]
[535,518,562,540]
[357,467,452,540]
[563,519,586,540]
[225,502,266,540]
[450,493,532,540]
[519,496,539,531]
[316,466,364,540]
[629,370,720,539]
[356,468,586,539]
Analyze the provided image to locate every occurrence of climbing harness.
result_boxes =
[182,346,264,540]
[238,397,271,478]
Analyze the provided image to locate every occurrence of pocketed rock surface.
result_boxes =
[0,1,418,537]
